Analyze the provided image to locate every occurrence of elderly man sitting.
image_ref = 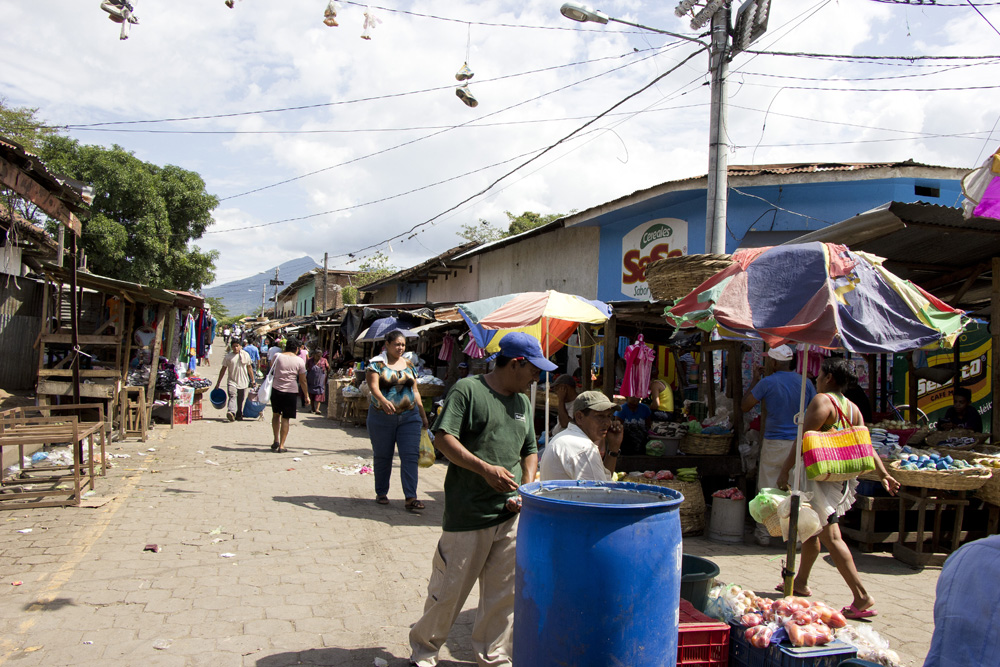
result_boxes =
[539,391,624,482]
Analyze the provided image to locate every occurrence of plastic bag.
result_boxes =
[777,493,822,541]
[748,487,788,524]
[418,430,435,468]
[705,583,755,622]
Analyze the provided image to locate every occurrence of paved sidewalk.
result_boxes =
[0,392,940,666]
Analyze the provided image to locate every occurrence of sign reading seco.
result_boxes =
[620,219,688,300]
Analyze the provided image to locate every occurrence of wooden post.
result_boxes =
[579,324,594,391]
[880,354,889,414]
[866,354,877,417]
[145,304,168,426]
[69,236,81,405]
[992,258,1000,436]
[731,343,744,447]
[602,315,616,398]
[908,351,920,425]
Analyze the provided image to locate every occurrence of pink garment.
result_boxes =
[438,334,456,361]
[272,353,307,393]
[796,345,830,377]
[620,334,656,398]
[463,337,486,359]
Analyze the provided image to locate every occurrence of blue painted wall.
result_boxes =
[592,176,961,303]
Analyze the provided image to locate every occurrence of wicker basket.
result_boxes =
[973,459,1000,506]
[681,433,733,456]
[925,430,991,448]
[887,460,992,491]
[763,512,784,538]
[643,477,706,535]
[940,446,1000,462]
[646,254,733,302]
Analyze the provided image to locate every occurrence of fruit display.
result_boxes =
[676,467,699,482]
[733,594,847,648]
[712,487,745,500]
[623,468,696,484]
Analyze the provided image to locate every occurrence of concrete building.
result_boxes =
[364,161,966,304]
[276,269,357,317]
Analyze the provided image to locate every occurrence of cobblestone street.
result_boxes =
[0,391,940,667]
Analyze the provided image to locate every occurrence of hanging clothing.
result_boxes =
[463,337,486,359]
[438,334,456,361]
[617,336,630,359]
[620,334,656,398]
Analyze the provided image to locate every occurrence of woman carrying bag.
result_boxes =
[776,357,899,619]
[366,330,429,511]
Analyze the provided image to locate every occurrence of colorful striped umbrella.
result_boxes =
[666,242,965,353]
[665,242,967,595]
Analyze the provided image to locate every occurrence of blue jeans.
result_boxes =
[367,407,422,499]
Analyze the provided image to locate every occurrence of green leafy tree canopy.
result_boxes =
[458,210,563,243]
[344,251,397,304]
[40,135,220,292]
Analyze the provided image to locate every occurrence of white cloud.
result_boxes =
[2,0,998,287]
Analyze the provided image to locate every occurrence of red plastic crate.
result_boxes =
[191,398,203,421]
[678,599,730,667]
[173,405,192,425]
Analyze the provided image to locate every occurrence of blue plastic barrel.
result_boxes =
[514,480,684,667]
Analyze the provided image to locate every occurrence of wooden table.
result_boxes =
[893,486,970,568]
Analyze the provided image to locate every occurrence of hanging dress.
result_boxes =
[619,334,656,398]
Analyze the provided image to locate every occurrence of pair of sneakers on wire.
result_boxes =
[100,0,138,39]
[455,62,478,108]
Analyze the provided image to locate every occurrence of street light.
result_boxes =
[559,1,771,254]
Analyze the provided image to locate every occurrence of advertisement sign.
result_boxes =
[895,323,992,431]
[620,218,688,300]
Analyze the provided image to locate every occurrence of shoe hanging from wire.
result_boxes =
[323,0,340,26]
[454,22,479,107]
[100,0,139,40]
[361,5,381,40]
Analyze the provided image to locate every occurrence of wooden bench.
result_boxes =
[841,494,901,552]
[0,404,107,510]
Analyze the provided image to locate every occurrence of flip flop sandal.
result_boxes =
[276,448,288,453]
[841,604,877,619]
[376,496,390,505]
[271,442,280,451]
[405,499,425,512]
[775,583,812,597]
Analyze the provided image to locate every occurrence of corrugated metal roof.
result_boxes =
[362,242,479,291]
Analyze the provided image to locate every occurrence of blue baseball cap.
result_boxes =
[498,332,557,372]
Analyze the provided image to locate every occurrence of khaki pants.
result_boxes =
[409,517,518,667]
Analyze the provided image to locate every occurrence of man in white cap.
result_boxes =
[741,344,816,546]
[539,390,623,482]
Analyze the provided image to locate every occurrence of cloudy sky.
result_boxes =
[2,0,998,286]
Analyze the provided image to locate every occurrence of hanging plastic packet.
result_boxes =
[455,85,478,108]
[455,62,474,81]
[361,6,381,40]
[323,0,339,27]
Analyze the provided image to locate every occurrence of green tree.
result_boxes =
[39,135,220,292]
[457,211,563,243]
[204,296,230,320]
[343,251,397,304]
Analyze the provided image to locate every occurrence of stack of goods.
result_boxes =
[649,422,686,438]
[868,427,899,458]
[712,487,745,501]
[646,422,686,456]
[177,376,212,390]
[682,409,734,456]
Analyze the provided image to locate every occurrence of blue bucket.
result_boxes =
[209,388,227,409]
[514,480,684,667]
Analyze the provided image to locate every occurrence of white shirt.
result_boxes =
[539,423,610,482]
[267,346,282,363]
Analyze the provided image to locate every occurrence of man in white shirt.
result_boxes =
[215,340,255,421]
[539,391,624,482]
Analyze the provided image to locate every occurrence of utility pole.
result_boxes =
[322,252,328,312]
[272,268,280,317]
[260,284,266,318]
[705,5,730,255]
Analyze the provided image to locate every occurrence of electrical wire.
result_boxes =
[729,188,834,225]
[740,82,1000,92]
[965,0,1000,37]
[868,0,1000,5]
[741,50,1000,61]
[62,46,665,129]
[215,44,682,202]
[204,145,547,234]
[737,59,1000,83]
[325,46,709,262]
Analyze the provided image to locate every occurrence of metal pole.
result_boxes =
[783,343,811,594]
[705,6,730,255]
[273,268,280,317]
[323,252,329,313]
[261,284,266,318]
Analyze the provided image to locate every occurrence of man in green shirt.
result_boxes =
[409,332,554,667]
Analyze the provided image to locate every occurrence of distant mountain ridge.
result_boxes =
[205,256,320,317]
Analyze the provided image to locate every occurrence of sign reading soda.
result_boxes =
[620,219,688,300]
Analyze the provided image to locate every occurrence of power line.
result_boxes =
[62,46,664,129]
[743,82,1000,93]
[965,0,1000,37]
[327,46,709,262]
[204,145,547,234]
[216,44,682,202]
[742,50,1000,61]
[868,0,1000,5]
[736,59,1000,83]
